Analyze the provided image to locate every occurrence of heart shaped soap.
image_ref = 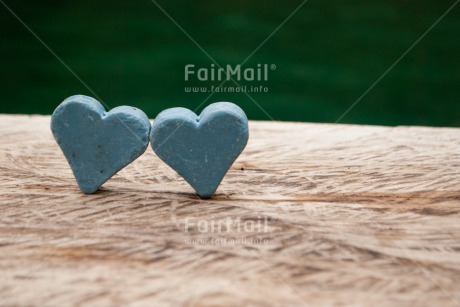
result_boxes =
[150,102,249,198]
[51,95,151,193]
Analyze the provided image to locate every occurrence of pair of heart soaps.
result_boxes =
[51,95,249,198]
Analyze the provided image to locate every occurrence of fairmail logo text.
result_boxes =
[185,64,275,82]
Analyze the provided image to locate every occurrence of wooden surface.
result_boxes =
[0,114,459,307]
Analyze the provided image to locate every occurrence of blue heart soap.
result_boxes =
[150,102,249,198]
[51,95,151,194]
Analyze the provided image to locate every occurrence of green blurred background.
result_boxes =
[1,0,459,126]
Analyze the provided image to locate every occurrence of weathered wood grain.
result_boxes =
[0,114,459,307]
